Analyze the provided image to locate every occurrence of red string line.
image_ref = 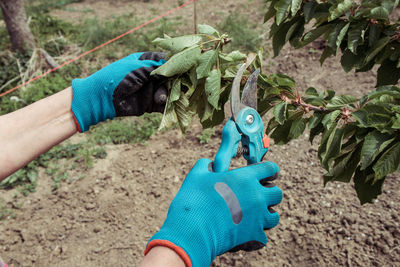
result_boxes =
[0,0,196,98]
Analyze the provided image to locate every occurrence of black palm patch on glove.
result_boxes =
[113,52,167,116]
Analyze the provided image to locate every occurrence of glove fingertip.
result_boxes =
[265,185,283,206]
[264,211,280,229]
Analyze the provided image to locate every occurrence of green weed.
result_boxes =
[197,127,216,144]
[90,113,161,145]
[0,161,39,190]
[46,164,70,191]
[0,198,16,220]
[0,141,106,191]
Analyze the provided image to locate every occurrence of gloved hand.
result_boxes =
[71,52,166,132]
[145,159,283,267]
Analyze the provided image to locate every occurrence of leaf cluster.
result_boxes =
[265,0,400,86]
[267,84,400,204]
[151,25,245,131]
[151,25,299,132]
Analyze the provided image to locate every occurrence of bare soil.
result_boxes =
[1,0,400,266]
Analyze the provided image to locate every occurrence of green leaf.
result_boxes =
[152,46,201,77]
[324,146,361,184]
[308,112,324,129]
[367,113,392,129]
[291,0,302,16]
[189,67,198,89]
[275,74,296,87]
[363,36,391,66]
[320,47,335,65]
[228,51,247,61]
[201,107,225,128]
[289,117,307,139]
[305,87,318,96]
[170,78,181,102]
[327,21,346,50]
[336,22,350,52]
[285,18,302,43]
[341,49,363,72]
[322,110,341,130]
[354,167,385,204]
[310,122,324,143]
[219,51,247,62]
[360,130,395,170]
[373,142,400,180]
[196,50,218,79]
[152,35,202,53]
[318,124,336,161]
[201,98,213,122]
[271,114,301,145]
[367,86,400,100]
[174,92,192,132]
[322,126,345,170]
[159,99,177,131]
[377,59,400,86]
[368,23,380,47]
[273,20,294,57]
[198,24,219,36]
[370,6,390,20]
[392,114,400,129]
[273,101,288,125]
[324,90,336,100]
[352,103,393,128]
[205,69,221,109]
[326,95,356,109]
[347,22,368,54]
[303,1,317,23]
[329,0,353,21]
[274,0,291,25]
[299,24,332,48]
[264,0,278,22]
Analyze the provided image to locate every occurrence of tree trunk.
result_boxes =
[0,0,35,53]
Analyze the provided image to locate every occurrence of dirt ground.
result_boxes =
[1,0,400,266]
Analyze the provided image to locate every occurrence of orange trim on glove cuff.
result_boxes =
[144,240,192,267]
[71,111,82,133]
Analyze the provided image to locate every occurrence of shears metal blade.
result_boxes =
[213,64,270,172]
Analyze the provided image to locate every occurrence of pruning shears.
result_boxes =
[213,63,270,172]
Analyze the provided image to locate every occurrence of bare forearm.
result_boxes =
[0,87,77,180]
[139,246,186,267]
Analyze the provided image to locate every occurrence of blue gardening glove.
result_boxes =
[71,52,166,132]
[145,159,283,267]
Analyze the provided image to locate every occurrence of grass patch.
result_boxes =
[0,198,16,220]
[90,113,162,145]
[197,127,216,144]
[0,141,105,190]
[76,15,179,51]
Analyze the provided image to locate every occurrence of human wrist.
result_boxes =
[144,240,191,267]
[141,245,186,267]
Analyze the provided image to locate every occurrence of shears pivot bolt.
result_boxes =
[246,114,254,125]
